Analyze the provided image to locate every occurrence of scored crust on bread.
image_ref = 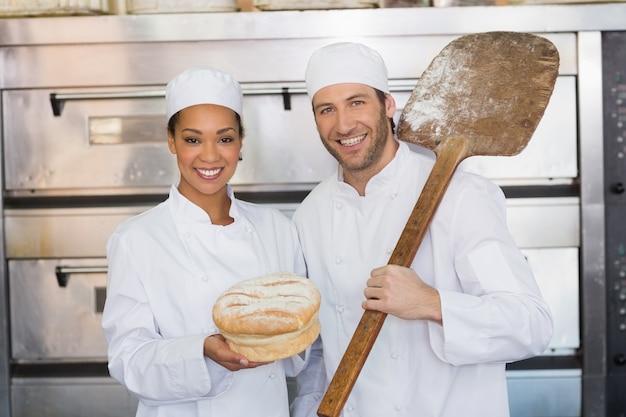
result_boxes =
[212,272,321,362]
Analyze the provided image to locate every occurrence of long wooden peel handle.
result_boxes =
[316,309,387,417]
[317,138,469,417]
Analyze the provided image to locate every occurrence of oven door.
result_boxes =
[3,75,575,197]
[2,84,335,197]
[9,258,108,363]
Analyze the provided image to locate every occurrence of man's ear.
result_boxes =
[385,93,397,118]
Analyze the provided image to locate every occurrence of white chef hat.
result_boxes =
[305,42,390,100]
[165,66,243,120]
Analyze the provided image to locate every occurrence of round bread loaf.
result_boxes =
[212,272,321,362]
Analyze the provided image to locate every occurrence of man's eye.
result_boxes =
[319,107,332,115]
[352,100,364,106]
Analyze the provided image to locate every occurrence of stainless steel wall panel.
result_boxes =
[0,33,576,90]
[0,40,436,89]
[577,31,607,417]
[4,207,145,259]
[0,74,8,417]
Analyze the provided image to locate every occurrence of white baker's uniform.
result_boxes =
[103,184,318,417]
[293,141,553,417]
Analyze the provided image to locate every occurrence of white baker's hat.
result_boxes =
[305,42,390,100]
[165,66,243,120]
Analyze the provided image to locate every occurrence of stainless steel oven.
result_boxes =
[0,5,623,417]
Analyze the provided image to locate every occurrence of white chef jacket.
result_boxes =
[292,141,553,417]
[102,184,317,417]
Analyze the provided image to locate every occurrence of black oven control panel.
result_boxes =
[603,30,626,415]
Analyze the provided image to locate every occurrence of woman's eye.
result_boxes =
[219,136,234,143]
[184,137,199,144]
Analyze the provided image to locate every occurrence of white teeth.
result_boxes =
[197,167,221,176]
[340,135,365,146]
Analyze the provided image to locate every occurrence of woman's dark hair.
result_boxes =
[375,89,396,135]
[167,110,245,138]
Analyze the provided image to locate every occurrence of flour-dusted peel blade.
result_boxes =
[397,31,560,157]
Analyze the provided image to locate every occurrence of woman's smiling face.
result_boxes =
[167,103,242,205]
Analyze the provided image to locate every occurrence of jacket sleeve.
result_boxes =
[427,175,554,365]
[102,231,233,405]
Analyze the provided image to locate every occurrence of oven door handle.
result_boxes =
[48,87,308,116]
[55,265,108,287]
[50,90,164,116]
[48,81,417,116]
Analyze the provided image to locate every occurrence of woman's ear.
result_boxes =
[167,129,176,155]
